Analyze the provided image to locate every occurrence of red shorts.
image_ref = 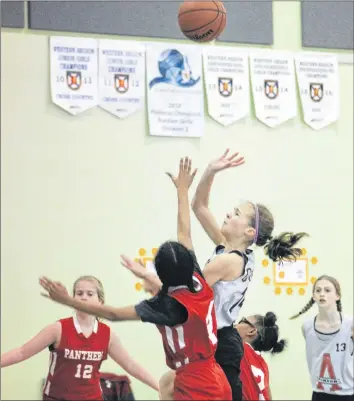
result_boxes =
[174,359,232,400]
[43,394,103,401]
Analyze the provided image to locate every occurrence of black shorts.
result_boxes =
[215,325,244,401]
[312,392,354,401]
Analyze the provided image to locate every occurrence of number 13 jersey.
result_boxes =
[43,316,110,400]
[303,314,353,396]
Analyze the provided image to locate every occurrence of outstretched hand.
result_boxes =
[121,255,162,296]
[208,149,245,173]
[120,255,147,279]
[39,276,71,305]
[166,157,197,190]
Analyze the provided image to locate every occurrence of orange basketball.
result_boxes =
[178,1,227,43]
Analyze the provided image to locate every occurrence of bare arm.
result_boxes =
[1,322,60,368]
[122,158,197,295]
[167,157,197,251]
[191,167,225,246]
[191,150,244,246]
[39,279,141,323]
[202,253,243,287]
[61,298,140,322]
[108,331,159,391]
[177,187,193,250]
[159,370,175,400]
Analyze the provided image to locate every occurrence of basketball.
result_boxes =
[178,1,227,43]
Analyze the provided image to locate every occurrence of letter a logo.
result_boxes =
[317,353,342,392]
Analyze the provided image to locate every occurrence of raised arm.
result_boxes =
[191,149,245,246]
[40,277,140,322]
[166,157,197,250]
[1,322,60,368]
[108,331,159,391]
[120,157,197,294]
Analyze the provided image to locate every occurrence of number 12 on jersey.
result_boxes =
[75,364,93,379]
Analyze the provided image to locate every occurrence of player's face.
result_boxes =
[74,280,101,305]
[235,316,257,341]
[313,279,340,309]
[221,202,255,241]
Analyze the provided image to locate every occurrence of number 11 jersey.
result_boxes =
[156,272,218,369]
[156,272,232,400]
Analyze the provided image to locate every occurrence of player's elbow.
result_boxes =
[191,195,199,212]
[16,347,29,363]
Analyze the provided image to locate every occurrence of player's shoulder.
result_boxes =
[302,315,314,331]
[57,316,74,328]
[341,314,353,330]
[212,250,244,267]
[244,343,268,367]
[97,320,111,334]
[214,251,245,279]
[341,314,353,324]
[243,342,259,359]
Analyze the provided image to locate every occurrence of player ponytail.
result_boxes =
[289,297,315,320]
[289,275,342,319]
[264,232,309,262]
[252,312,287,355]
[154,241,196,295]
[270,339,287,354]
[249,203,308,262]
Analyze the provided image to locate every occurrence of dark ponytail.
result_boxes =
[264,232,309,262]
[250,204,309,262]
[252,312,287,355]
[271,339,287,354]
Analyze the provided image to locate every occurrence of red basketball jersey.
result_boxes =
[43,316,110,401]
[240,343,270,401]
[156,272,218,370]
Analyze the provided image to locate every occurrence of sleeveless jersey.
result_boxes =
[303,314,353,396]
[43,316,111,400]
[206,245,255,329]
[240,343,270,401]
[156,272,218,370]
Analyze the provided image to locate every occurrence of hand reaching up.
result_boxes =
[207,149,245,173]
[166,157,197,190]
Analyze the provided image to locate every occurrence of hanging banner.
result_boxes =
[98,40,145,119]
[146,42,204,137]
[295,53,339,130]
[50,36,98,115]
[203,47,250,126]
[249,51,297,128]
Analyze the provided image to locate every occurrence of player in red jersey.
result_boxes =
[235,312,287,400]
[39,157,232,401]
[1,275,159,400]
